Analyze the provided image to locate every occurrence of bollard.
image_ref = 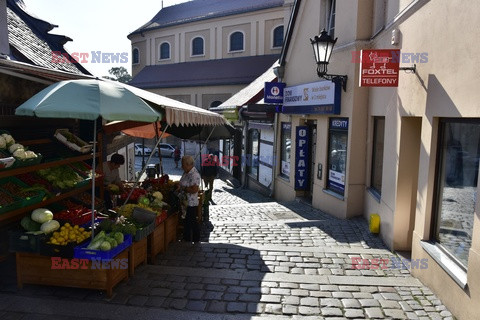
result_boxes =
[369,213,380,234]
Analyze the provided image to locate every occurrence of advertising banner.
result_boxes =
[359,49,400,87]
[264,82,285,104]
[282,80,340,114]
[295,126,309,190]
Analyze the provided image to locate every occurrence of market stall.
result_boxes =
[1,78,232,296]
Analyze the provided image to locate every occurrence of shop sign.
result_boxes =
[282,80,340,114]
[359,49,400,87]
[328,118,348,194]
[295,126,309,190]
[264,82,285,104]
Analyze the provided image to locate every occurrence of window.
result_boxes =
[327,118,348,196]
[370,117,385,196]
[327,0,336,37]
[280,122,291,177]
[192,37,204,56]
[132,48,139,64]
[248,129,259,178]
[273,26,284,48]
[433,119,480,268]
[229,31,244,52]
[210,101,222,109]
[159,42,170,60]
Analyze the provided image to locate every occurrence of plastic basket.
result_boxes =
[54,129,93,154]
[132,208,156,241]
[8,229,47,253]
[0,176,46,208]
[0,182,23,214]
[40,239,89,258]
[74,234,132,261]
[12,153,43,168]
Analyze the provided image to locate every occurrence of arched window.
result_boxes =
[192,37,204,56]
[229,31,244,52]
[273,26,284,48]
[132,47,139,64]
[210,101,222,109]
[159,42,170,60]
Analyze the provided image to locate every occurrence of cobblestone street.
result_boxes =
[0,172,455,319]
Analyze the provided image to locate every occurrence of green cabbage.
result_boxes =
[31,208,53,224]
[40,220,60,233]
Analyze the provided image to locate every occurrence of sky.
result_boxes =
[22,0,190,77]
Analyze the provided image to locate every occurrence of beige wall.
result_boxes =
[185,29,210,62]
[221,24,251,58]
[131,39,146,77]
[154,35,175,64]
[264,18,284,54]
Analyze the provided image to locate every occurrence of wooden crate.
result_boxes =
[165,212,178,246]
[16,249,129,298]
[147,222,165,264]
[128,237,147,276]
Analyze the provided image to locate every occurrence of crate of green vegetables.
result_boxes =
[74,232,132,260]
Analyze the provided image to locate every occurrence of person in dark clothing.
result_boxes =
[174,146,181,168]
[201,154,218,191]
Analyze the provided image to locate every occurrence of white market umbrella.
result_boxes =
[15,79,162,238]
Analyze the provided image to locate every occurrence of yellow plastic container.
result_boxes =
[369,214,380,234]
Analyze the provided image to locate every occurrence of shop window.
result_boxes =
[433,119,480,268]
[132,47,139,64]
[273,26,284,48]
[280,122,291,177]
[327,118,348,196]
[248,129,259,178]
[229,31,244,52]
[159,42,170,60]
[370,117,385,196]
[192,37,204,56]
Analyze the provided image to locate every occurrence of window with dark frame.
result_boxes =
[370,117,385,196]
[230,31,244,52]
[273,26,284,48]
[327,0,336,38]
[192,37,204,56]
[280,122,291,177]
[248,129,259,178]
[327,118,348,196]
[132,48,139,64]
[433,119,479,269]
[160,42,170,60]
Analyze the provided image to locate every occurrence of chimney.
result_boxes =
[0,0,10,56]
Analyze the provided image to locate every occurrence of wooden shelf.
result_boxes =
[0,181,100,225]
[0,154,98,179]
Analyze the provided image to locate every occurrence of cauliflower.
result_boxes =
[9,143,24,154]
[152,191,163,201]
[1,134,14,146]
[0,136,5,149]
[24,150,37,159]
[13,148,26,159]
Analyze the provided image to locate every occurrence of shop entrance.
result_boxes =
[393,117,421,251]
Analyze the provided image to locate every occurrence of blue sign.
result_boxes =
[281,80,341,115]
[264,82,285,104]
[295,126,309,190]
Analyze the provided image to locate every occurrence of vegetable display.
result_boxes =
[47,223,91,246]
[86,230,124,251]
[31,208,54,224]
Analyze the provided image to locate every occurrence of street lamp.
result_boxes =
[310,29,348,91]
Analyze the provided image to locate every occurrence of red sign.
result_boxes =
[359,49,400,87]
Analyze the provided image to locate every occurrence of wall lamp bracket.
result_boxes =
[399,64,416,74]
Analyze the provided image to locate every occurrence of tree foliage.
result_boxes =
[103,67,132,83]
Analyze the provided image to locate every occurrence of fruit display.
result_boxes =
[47,223,91,246]
[119,187,147,203]
[37,165,85,189]
[99,216,139,236]
[86,230,124,251]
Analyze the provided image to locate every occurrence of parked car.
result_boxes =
[158,143,176,157]
[134,144,155,156]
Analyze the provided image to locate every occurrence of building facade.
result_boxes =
[128,0,290,110]
[274,0,480,319]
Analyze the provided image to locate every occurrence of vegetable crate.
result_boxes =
[0,176,46,209]
[8,230,47,253]
[132,208,156,242]
[74,234,132,260]
[39,239,89,259]
[128,237,147,276]
[54,129,93,154]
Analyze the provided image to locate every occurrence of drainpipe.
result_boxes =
[270,65,285,197]
[0,0,10,57]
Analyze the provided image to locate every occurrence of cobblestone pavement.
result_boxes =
[0,175,455,319]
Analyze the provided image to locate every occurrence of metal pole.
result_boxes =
[91,120,97,239]
[122,124,170,206]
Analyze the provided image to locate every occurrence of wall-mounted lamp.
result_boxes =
[310,29,348,92]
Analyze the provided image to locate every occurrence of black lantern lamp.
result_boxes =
[310,29,348,91]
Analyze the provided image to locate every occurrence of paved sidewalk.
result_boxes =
[0,175,455,319]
